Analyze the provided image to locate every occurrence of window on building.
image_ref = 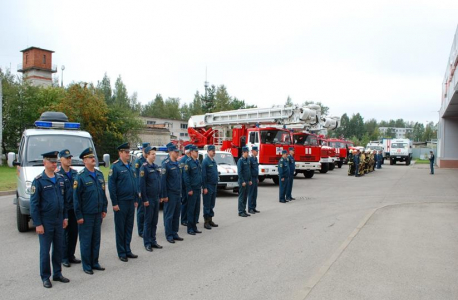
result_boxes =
[180,124,188,129]
[43,55,46,64]
[146,121,156,125]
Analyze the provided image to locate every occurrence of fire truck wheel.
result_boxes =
[258,177,265,183]
[272,176,280,185]
[329,163,335,171]
[319,163,329,174]
[337,161,343,168]
[304,170,314,179]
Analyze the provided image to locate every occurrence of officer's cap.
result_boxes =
[242,146,249,152]
[282,150,288,154]
[207,145,215,151]
[144,146,156,154]
[191,145,199,152]
[79,147,95,159]
[42,151,59,162]
[142,142,150,149]
[252,146,258,151]
[168,144,179,152]
[59,149,73,158]
[184,144,193,150]
[289,147,295,151]
[117,143,130,151]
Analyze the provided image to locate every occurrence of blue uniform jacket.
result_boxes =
[183,158,202,193]
[354,154,360,165]
[202,156,218,189]
[73,168,108,220]
[160,158,182,198]
[288,154,296,175]
[249,156,259,179]
[134,156,147,179]
[30,172,67,226]
[179,155,190,192]
[237,157,251,185]
[139,162,161,202]
[57,167,78,212]
[108,160,139,206]
[278,157,290,179]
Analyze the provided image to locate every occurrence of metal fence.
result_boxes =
[412,148,436,160]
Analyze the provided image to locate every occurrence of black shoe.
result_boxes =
[92,265,105,271]
[194,229,202,234]
[53,275,70,283]
[196,221,200,224]
[188,231,196,235]
[119,257,128,262]
[43,279,52,288]
[239,212,248,217]
[138,234,143,238]
[62,261,71,268]
[69,258,81,264]
[204,222,212,230]
[209,218,219,227]
[254,209,261,213]
[145,245,153,252]
[290,197,296,200]
[280,201,286,203]
[173,236,184,241]
[181,222,188,226]
[248,210,256,214]
[167,239,175,243]
[127,253,138,259]
[152,243,163,249]
[84,269,94,275]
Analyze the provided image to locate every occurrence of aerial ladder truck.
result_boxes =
[188,105,322,184]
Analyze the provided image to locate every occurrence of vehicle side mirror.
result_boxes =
[102,154,110,168]
[7,152,16,168]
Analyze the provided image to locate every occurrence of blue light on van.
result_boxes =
[35,121,81,129]
[35,121,53,128]
[64,122,81,129]
[157,146,168,151]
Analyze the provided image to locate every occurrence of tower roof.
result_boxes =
[20,46,54,53]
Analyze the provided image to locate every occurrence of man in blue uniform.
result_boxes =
[180,144,193,227]
[183,145,203,235]
[135,142,150,237]
[139,146,163,252]
[202,145,219,229]
[73,147,108,275]
[237,147,252,217]
[109,143,139,262]
[354,149,361,177]
[161,144,184,243]
[248,146,260,214]
[429,151,435,175]
[278,150,290,203]
[30,151,70,288]
[58,149,80,268]
[286,147,296,201]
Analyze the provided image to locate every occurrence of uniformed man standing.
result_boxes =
[347,150,354,176]
[58,149,80,268]
[73,147,108,275]
[429,151,435,175]
[161,144,184,243]
[183,145,203,235]
[139,146,163,252]
[134,142,150,237]
[286,147,296,201]
[109,143,139,262]
[248,146,260,214]
[30,151,70,288]
[202,145,219,229]
[180,144,193,227]
[354,150,360,177]
[278,150,290,203]
[237,147,252,217]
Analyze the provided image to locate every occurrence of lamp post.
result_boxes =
[61,65,65,87]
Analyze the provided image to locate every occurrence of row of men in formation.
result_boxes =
[29,142,298,288]
[347,149,383,177]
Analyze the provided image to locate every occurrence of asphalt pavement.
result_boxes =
[0,162,457,300]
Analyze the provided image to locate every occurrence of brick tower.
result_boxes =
[17,47,57,86]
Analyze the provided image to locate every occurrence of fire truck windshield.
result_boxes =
[261,130,291,145]
[294,135,318,146]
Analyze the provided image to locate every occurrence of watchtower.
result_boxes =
[17,47,57,86]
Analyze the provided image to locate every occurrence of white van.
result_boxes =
[198,150,238,193]
[389,138,413,165]
[7,112,110,232]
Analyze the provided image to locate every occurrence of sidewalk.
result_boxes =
[306,202,458,300]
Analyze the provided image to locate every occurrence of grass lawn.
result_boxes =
[414,159,430,164]
[0,166,18,191]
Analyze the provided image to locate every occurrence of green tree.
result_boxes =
[214,85,232,112]
[202,85,216,113]
[395,118,405,128]
[96,73,113,105]
[348,113,364,140]
[285,96,294,107]
[385,128,396,139]
[164,97,182,119]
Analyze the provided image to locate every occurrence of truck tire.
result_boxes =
[272,176,279,185]
[381,159,384,165]
[329,163,335,171]
[406,157,411,166]
[390,158,394,165]
[319,163,329,174]
[304,170,314,179]
[17,203,29,232]
[294,171,298,177]
[258,177,265,183]
[337,161,343,168]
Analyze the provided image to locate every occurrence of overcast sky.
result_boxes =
[1,0,457,125]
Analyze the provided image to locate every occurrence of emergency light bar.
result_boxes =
[34,121,81,129]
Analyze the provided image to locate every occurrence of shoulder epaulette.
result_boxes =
[78,169,84,174]
[113,160,119,164]
[35,174,42,180]
[56,173,64,178]
[96,169,103,174]
[142,162,148,166]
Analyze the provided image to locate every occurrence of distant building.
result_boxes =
[379,127,413,139]
[139,117,190,142]
[17,47,57,86]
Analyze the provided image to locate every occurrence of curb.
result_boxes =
[0,190,16,197]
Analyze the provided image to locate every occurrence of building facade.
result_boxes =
[379,127,413,139]
[140,117,190,142]
[17,47,57,86]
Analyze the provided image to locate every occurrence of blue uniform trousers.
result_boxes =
[62,209,78,263]
[114,201,135,258]
[79,213,102,272]
[355,163,360,177]
[38,217,63,281]
[248,178,258,210]
[187,189,201,233]
[430,162,434,174]
[286,176,294,200]
[279,178,288,202]
[137,200,144,236]
[203,184,217,218]
[163,192,181,240]
[143,198,159,247]
[238,185,248,214]
[180,191,188,224]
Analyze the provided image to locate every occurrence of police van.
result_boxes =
[7,112,110,232]
[198,150,238,193]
